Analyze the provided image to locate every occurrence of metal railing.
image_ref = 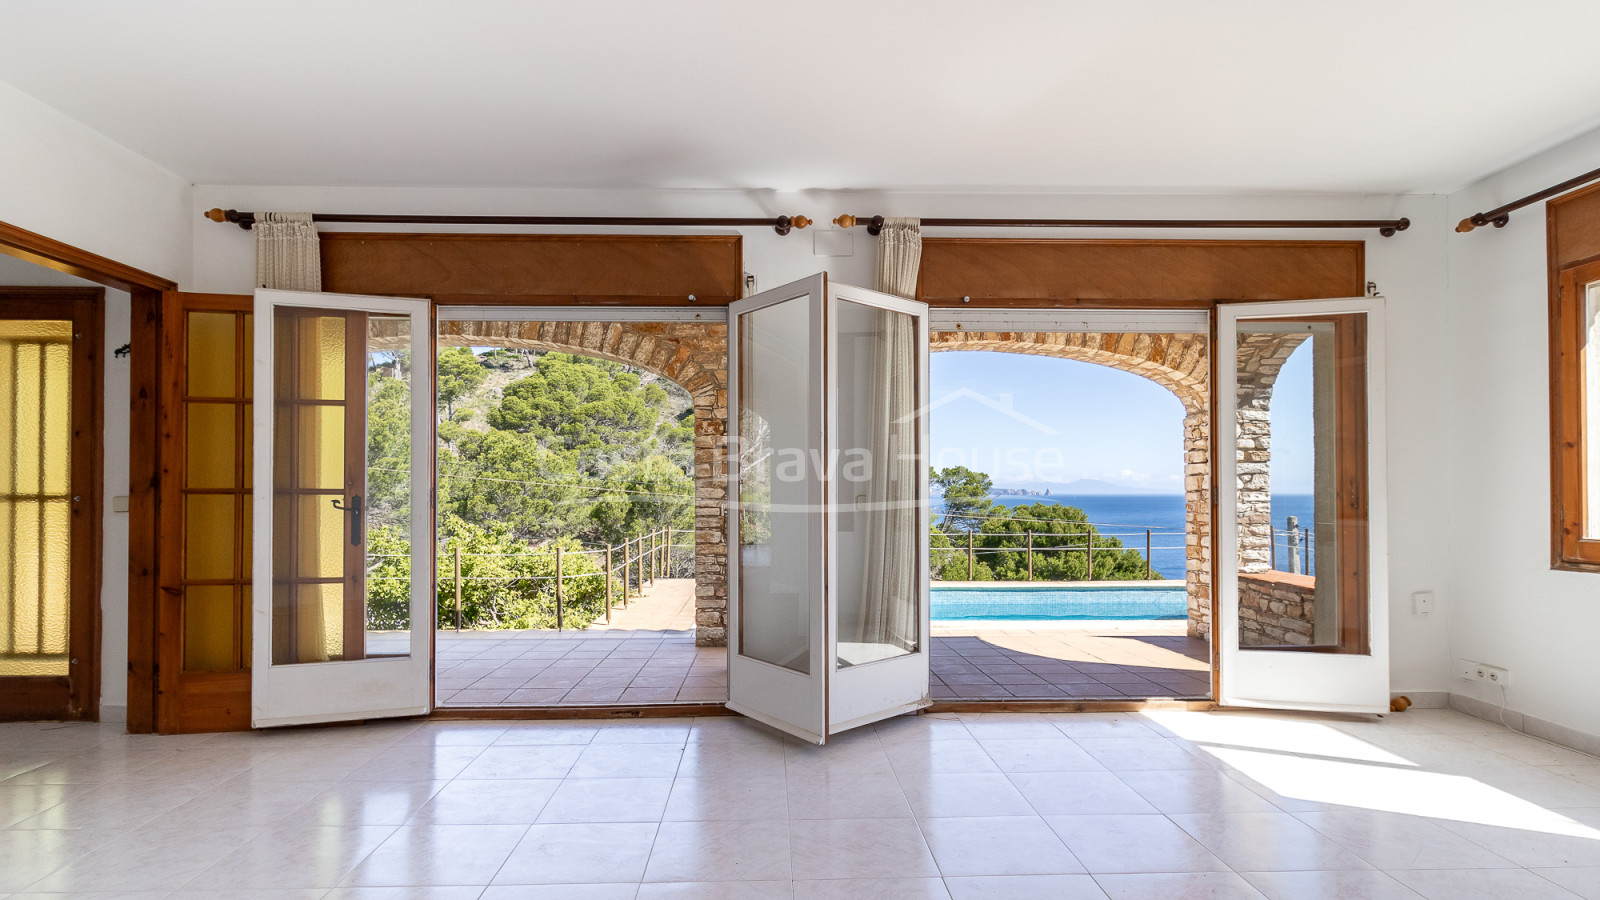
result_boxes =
[444,527,695,631]
[937,526,1185,582]
[1268,515,1316,576]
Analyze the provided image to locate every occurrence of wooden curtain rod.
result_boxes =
[1456,164,1600,233]
[832,213,1410,237]
[203,208,813,235]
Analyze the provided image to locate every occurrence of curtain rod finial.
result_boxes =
[791,215,812,230]
[833,214,857,229]
[203,208,228,223]
[1455,216,1479,233]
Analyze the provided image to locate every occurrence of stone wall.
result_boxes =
[929,331,1214,639]
[1238,570,1317,646]
[437,319,731,646]
[1233,332,1309,573]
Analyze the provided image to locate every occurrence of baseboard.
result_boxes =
[98,703,127,724]
[1449,691,1600,759]
[1392,690,1448,709]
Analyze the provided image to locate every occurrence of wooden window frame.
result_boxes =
[1550,257,1600,570]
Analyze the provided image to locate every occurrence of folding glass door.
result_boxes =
[1217,296,1388,713]
[251,289,433,727]
[727,274,931,743]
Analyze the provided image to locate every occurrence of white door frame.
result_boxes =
[1216,296,1389,714]
[251,288,435,728]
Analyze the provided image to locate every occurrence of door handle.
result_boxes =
[331,494,363,546]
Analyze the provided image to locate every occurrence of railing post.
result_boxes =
[1146,529,1152,580]
[966,530,974,580]
[637,535,646,593]
[554,545,564,631]
[1026,530,1033,581]
[1086,533,1094,580]
[1286,515,1301,575]
[453,545,462,632]
[605,545,613,624]
[1270,525,1277,571]
[1303,526,1312,576]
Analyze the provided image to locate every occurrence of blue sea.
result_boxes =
[933,493,1316,578]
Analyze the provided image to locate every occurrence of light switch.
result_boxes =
[111,495,129,513]
[1412,590,1434,615]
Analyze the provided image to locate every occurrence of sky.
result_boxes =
[929,346,1315,495]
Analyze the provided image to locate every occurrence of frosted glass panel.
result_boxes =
[187,312,237,397]
[185,402,238,489]
[183,586,235,672]
[738,297,812,674]
[833,301,920,668]
[185,495,236,581]
[0,320,72,677]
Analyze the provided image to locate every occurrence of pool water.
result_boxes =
[932,584,1186,620]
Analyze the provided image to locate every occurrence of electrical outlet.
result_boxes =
[1455,658,1511,685]
[1479,663,1511,686]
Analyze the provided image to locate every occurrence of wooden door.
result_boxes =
[156,291,255,732]
[0,288,102,721]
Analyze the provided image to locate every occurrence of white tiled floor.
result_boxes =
[4,708,1600,898]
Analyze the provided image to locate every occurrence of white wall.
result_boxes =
[1445,123,1600,740]
[192,184,1456,697]
[0,254,132,721]
[0,80,192,284]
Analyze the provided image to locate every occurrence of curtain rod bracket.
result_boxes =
[833,214,885,235]
[1378,218,1411,237]
[204,208,255,230]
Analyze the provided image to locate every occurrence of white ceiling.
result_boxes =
[5,1,1600,194]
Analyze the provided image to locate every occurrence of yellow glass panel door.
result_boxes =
[0,289,99,723]
[0,320,73,678]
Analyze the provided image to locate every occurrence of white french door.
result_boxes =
[727,275,931,743]
[1217,296,1389,713]
[251,289,434,728]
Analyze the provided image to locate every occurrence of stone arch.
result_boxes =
[436,319,730,646]
[929,330,1214,639]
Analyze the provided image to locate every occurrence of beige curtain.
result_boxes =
[875,216,921,299]
[857,217,922,650]
[255,212,322,291]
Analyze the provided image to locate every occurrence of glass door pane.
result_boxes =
[1233,315,1367,653]
[833,299,920,668]
[737,295,814,674]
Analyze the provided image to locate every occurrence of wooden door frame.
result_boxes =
[0,288,103,720]
[0,220,176,731]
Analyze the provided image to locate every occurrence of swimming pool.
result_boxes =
[932,583,1186,620]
